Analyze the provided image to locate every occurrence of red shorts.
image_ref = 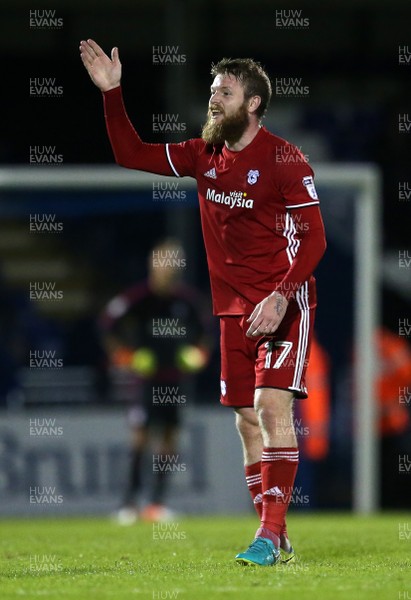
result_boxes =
[219,281,316,407]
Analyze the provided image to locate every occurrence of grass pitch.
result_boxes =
[0,513,410,599]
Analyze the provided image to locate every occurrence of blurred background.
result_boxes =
[0,0,410,517]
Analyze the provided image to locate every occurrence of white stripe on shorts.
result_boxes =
[292,281,310,391]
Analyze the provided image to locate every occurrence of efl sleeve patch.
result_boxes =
[302,176,318,200]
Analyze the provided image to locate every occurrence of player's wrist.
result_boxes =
[269,290,288,302]
[102,83,121,93]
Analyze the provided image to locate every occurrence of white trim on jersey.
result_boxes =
[165,144,180,177]
[285,201,320,209]
[283,212,300,265]
[292,281,310,391]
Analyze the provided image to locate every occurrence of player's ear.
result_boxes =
[248,95,261,115]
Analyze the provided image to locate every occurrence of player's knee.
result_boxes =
[254,391,294,431]
[254,404,277,433]
[254,389,294,413]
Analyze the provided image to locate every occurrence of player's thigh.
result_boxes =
[220,316,256,408]
[254,281,316,399]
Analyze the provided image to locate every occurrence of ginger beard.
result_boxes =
[201,100,250,146]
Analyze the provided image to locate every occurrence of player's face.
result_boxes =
[202,73,250,145]
[208,73,246,121]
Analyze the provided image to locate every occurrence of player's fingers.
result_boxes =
[79,53,91,71]
[79,47,92,63]
[245,323,255,336]
[255,322,271,336]
[111,46,120,63]
[80,41,97,61]
[80,54,95,72]
[246,316,264,337]
[87,38,105,57]
[255,318,278,337]
[246,307,259,322]
[265,317,281,335]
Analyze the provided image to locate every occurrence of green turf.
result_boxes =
[0,513,410,599]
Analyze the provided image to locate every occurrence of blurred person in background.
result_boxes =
[293,334,331,510]
[331,326,411,509]
[100,239,210,523]
[296,328,411,510]
[376,328,411,508]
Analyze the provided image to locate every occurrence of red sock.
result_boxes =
[245,461,262,519]
[255,447,299,547]
[245,462,290,540]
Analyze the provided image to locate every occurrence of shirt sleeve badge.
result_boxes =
[302,175,318,200]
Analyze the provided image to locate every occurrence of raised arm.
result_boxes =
[79,39,173,175]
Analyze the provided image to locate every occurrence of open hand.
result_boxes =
[79,39,121,92]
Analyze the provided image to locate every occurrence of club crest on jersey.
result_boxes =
[302,176,318,200]
[247,169,260,185]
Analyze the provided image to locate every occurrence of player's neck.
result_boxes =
[224,122,262,152]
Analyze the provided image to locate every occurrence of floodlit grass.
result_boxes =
[0,513,410,599]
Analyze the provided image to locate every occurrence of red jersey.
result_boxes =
[103,87,326,316]
[166,131,321,314]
